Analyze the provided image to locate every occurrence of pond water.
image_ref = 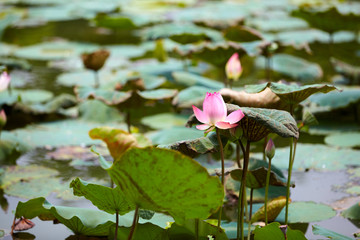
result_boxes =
[1,0,360,239]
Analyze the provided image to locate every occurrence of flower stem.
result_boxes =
[236,143,241,168]
[94,70,100,88]
[128,206,139,240]
[237,140,250,240]
[247,188,254,240]
[114,210,119,240]
[126,111,131,133]
[216,128,225,230]
[264,157,272,225]
[285,138,294,225]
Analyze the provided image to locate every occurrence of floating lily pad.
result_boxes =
[253,143,360,171]
[325,133,360,148]
[255,54,323,82]
[141,113,188,130]
[142,23,223,44]
[308,122,360,135]
[137,89,178,100]
[224,26,263,42]
[248,16,308,32]
[307,87,360,112]
[147,127,204,145]
[14,41,99,61]
[2,120,126,148]
[70,178,135,215]
[0,139,29,165]
[331,58,360,84]
[341,202,360,220]
[312,224,353,240]
[275,201,336,223]
[78,99,124,123]
[0,89,54,106]
[75,86,132,105]
[172,71,224,89]
[104,147,224,224]
[275,29,330,45]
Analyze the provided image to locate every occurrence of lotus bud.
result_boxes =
[81,49,110,72]
[265,138,275,160]
[0,71,10,92]
[225,53,242,82]
[0,109,6,128]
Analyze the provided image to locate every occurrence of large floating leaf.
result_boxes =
[173,86,218,109]
[172,71,224,89]
[89,127,138,160]
[105,147,224,224]
[312,225,353,240]
[147,127,204,145]
[141,113,188,130]
[70,178,135,215]
[331,58,360,85]
[137,89,178,100]
[253,143,360,171]
[142,23,223,44]
[159,131,219,158]
[224,26,263,42]
[325,133,360,148]
[341,202,360,220]
[75,86,132,105]
[2,120,126,148]
[248,15,308,32]
[255,54,323,82]
[0,139,28,165]
[13,41,98,61]
[275,201,336,223]
[78,99,124,123]
[111,223,169,240]
[0,89,54,106]
[254,222,306,240]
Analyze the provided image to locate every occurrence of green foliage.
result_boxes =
[312,224,352,240]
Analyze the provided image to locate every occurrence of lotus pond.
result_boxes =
[0,0,360,239]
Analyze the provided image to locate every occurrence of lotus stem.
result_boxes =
[216,128,225,230]
[128,206,139,240]
[114,210,119,240]
[94,70,100,88]
[247,188,254,240]
[238,140,246,168]
[265,157,273,225]
[266,57,272,81]
[126,111,131,133]
[285,138,294,225]
[263,135,268,161]
[237,140,250,240]
[236,143,241,168]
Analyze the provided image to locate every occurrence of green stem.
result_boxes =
[195,219,199,240]
[247,188,254,240]
[266,57,271,81]
[237,140,250,240]
[128,206,139,240]
[126,111,131,133]
[236,143,241,168]
[114,210,119,240]
[263,135,268,161]
[285,138,294,225]
[94,71,100,88]
[216,128,225,230]
[264,157,272,225]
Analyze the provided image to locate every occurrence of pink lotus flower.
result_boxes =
[265,138,275,159]
[192,92,244,132]
[225,53,242,81]
[0,72,10,92]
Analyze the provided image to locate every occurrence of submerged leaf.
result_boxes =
[106,147,224,224]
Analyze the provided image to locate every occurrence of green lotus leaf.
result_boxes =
[89,127,138,161]
[307,87,360,112]
[275,29,331,46]
[292,7,360,34]
[0,139,28,165]
[275,201,336,223]
[110,223,169,240]
[15,197,173,236]
[94,14,137,30]
[75,86,132,105]
[325,133,360,148]
[224,26,263,42]
[251,196,287,223]
[255,54,323,82]
[105,147,224,224]
[70,178,135,215]
[312,224,353,240]
[0,89,54,106]
[158,131,220,158]
[174,41,248,67]
[141,113,188,130]
[248,16,308,32]
[147,127,204,145]
[173,86,219,109]
[137,89,178,100]
[244,82,269,94]
[254,222,306,240]
[142,23,224,44]
[168,219,228,240]
[2,120,126,148]
[13,41,98,61]
[253,143,360,171]
[78,99,124,123]
[331,58,360,84]
[172,71,224,89]
[341,202,360,220]
[308,122,360,135]
[230,167,288,189]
